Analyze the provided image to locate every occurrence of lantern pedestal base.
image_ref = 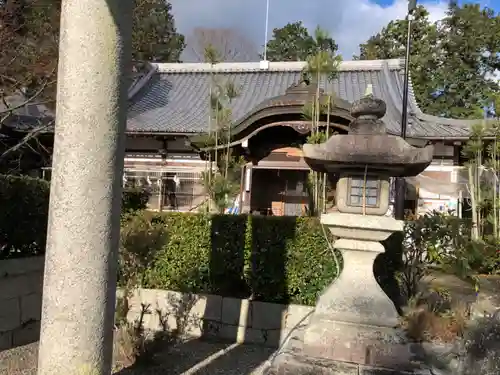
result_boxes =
[264,213,429,374]
[306,237,400,329]
[301,235,412,370]
[265,352,431,375]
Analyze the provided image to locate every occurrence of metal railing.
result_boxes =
[123,169,207,212]
[40,167,208,212]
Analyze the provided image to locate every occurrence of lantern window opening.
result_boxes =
[347,177,381,208]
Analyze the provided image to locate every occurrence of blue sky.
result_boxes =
[169,0,497,61]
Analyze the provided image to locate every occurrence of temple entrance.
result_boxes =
[250,169,310,216]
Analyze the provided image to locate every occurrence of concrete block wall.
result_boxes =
[124,289,314,347]
[0,257,44,351]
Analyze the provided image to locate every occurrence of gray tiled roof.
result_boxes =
[127,60,477,139]
[0,93,55,134]
[0,92,54,118]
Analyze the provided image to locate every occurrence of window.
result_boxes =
[348,178,380,207]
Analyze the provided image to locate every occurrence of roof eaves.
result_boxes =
[416,112,480,127]
[127,62,158,100]
[407,74,424,116]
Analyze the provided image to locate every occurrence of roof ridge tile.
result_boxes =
[154,59,404,74]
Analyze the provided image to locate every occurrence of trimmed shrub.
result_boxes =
[122,187,151,213]
[128,212,339,306]
[0,174,50,259]
[0,174,151,259]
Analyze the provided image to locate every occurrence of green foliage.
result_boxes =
[143,213,213,293]
[398,210,500,302]
[0,175,153,259]
[263,22,338,62]
[127,212,339,306]
[0,0,60,104]
[357,4,500,119]
[304,49,342,84]
[122,187,151,213]
[0,0,185,113]
[447,236,499,277]
[306,130,329,145]
[118,211,169,290]
[131,0,186,62]
[0,174,49,259]
[299,29,340,217]
[201,171,239,213]
[357,6,442,116]
[201,67,243,213]
[203,43,221,64]
[398,211,466,300]
[461,120,500,240]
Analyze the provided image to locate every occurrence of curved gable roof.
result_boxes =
[127,59,476,139]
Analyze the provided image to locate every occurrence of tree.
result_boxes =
[0,0,59,174]
[263,21,338,61]
[185,28,258,62]
[1,0,185,117]
[131,0,185,62]
[1,0,185,168]
[302,27,341,215]
[462,121,500,240]
[356,4,500,119]
[434,3,500,119]
[356,6,443,116]
[199,42,244,213]
[0,0,60,106]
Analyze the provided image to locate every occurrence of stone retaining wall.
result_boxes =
[0,256,313,351]
[4,257,497,353]
[0,257,44,351]
[123,289,314,347]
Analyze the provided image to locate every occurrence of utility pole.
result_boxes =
[36,1,132,374]
[394,0,417,220]
[263,0,270,61]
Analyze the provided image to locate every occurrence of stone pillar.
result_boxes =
[36,1,132,375]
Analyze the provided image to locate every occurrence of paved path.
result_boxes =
[0,340,274,375]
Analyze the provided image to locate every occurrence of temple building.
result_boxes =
[1,59,482,215]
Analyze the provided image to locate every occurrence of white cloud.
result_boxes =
[169,0,449,60]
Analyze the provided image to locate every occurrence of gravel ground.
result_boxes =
[0,340,274,375]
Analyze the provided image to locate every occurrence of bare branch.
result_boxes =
[0,120,53,161]
[0,76,56,116]
[185,27,259,62]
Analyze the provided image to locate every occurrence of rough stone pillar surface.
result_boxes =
[36,1,132,375]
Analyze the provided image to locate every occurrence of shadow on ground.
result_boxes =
[115,338,274,375]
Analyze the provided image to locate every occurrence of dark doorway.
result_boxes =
[250,169,309,216]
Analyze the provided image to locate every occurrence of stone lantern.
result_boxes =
[266,90,434,374]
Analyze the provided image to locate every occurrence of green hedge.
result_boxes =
[0,174,151,259]
[122,212,339,306]
[0,175,50,258]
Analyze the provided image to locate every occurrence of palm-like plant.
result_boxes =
[223,80,239,179]
[303,26,342,215]
[200,48,242,213]
[203,44,221,210]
